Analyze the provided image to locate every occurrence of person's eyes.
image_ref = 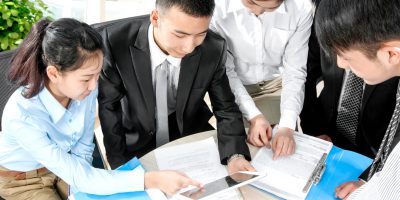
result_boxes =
[174,33,185,38]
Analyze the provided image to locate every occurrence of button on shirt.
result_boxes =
[210,0,313,129]
[148,24,182,115]
[0,87,144,195]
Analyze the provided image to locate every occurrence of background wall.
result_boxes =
[43,0,156,24]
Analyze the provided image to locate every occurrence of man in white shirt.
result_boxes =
[210,0,313,158]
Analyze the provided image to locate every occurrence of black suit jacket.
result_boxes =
[301,0,400,179]
[95,16,250,169]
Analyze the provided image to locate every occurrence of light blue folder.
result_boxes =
[252,145,372,200]
[73,157,151,200]
[306,146,372,200]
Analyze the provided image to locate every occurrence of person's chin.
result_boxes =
[364,78,387,85]
[171,51,188,58]
[78,92,91,100]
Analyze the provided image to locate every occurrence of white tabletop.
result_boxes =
[139,130,278,200]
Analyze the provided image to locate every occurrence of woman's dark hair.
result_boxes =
[8,18,103,98]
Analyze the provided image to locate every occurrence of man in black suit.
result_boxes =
[97,0,254,174]
[300,0,400,198]
[301,16,398,159]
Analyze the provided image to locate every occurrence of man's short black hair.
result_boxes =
[315,0,400,59]
[156,0,215,17]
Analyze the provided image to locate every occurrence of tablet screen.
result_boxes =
[180,172,260,199]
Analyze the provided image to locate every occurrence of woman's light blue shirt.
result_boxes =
[0,87,144,195]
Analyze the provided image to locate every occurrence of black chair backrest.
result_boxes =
[0,49,18,131]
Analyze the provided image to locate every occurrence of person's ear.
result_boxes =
[378,46,400,66]
[46,65,60,83]
[150,9,160,28]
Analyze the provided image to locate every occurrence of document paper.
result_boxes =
[251,132,333,200]
[154,137,242,200]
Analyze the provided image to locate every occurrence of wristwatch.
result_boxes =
[227,154,245,165]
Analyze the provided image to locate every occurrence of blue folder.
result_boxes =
[73,157,151,200]
[306,146,372,200]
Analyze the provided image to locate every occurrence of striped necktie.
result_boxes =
[336,70,364,144]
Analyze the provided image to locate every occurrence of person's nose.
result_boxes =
[182,38,196,54]
[88,77,97,91]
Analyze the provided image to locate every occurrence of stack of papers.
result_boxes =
[250,131,372,200]
[154,137,242,200]
[251,132,332,200]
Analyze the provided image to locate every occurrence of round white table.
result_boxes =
[140,130,278,200]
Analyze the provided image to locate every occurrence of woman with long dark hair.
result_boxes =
[0,18,200,200]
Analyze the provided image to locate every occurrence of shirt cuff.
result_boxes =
[241,101,262,121]
[120,166,145,192]
[278,109,298,130]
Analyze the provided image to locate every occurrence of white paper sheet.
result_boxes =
[251,131,332,200]
[154,137,242,200]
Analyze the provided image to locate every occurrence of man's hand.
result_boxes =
[271,127,296,160]
[335,180,365,199]
[227,157,256,175]
[247,114,273,147]
[317,134,332,142]
[144,170,203,196]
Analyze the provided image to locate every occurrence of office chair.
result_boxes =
[0,50,16,200]
[0,49,18,131]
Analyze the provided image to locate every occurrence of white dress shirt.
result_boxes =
[348,142,400,200]
[210,0,313,129]
[148,24,182,114]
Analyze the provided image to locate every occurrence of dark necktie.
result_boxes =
[368,81,400,180]
[336,70,364,144]
[155,60,169,147]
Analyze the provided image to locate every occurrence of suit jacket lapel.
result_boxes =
[360,84,377,118]
[332,68,344,105]
[176,49,202,132]
[322,54,344,117]
[129,21,156,122]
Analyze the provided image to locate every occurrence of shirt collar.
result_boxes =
[38,87,75,123]
[227,0,287,15]
[148,24,182,69]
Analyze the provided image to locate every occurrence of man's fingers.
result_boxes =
[273,139,283,160]
[335,182,347,196]
[245,162,256,171]
[336,185,353,199]
[267,126,273,138]
[253,135,264,147]
[290,140,296,154]
[260,129,270,147]
[187,178,203,188]
[249,130,264,147]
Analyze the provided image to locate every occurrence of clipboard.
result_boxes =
[302,153,328,193]
[306,146,372,200]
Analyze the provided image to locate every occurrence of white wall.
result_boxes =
[43,0,155,24]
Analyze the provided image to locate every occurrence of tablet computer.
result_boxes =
[176,171,266,200]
